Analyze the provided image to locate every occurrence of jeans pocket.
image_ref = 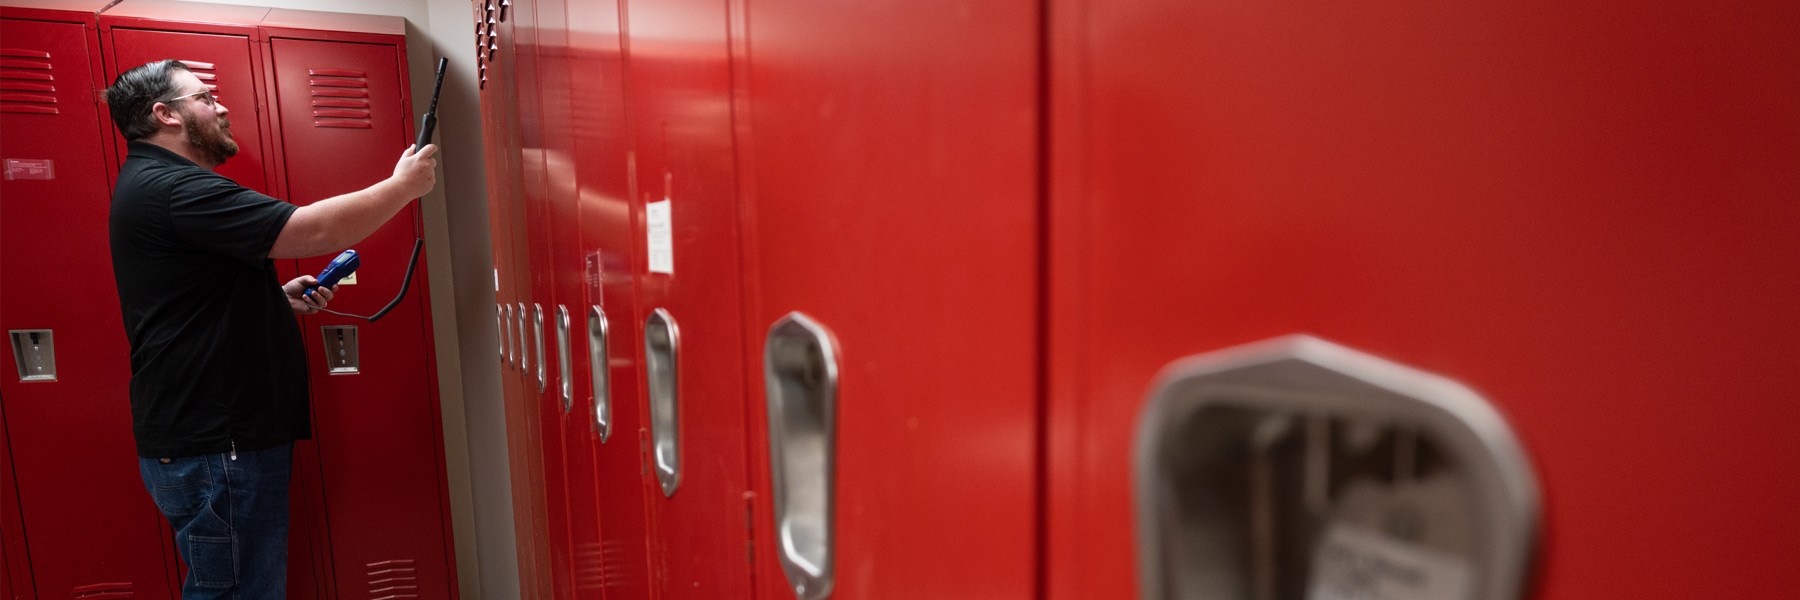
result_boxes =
[141,458,209,518]
[188,534,237,589]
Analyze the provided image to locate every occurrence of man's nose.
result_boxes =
[216,101,229,116]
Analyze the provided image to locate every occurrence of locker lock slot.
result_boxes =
[763,312,840,600]
[533,303,547,394]
[556,305,574,411]
[9,330,56,382]
[321,326,359,375]
[1135,336,1539,600]
[588,306,612,441]
[644,308,681,497]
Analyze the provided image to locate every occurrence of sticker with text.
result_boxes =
[1307,524,1472,600]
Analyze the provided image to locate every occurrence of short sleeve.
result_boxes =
[167,170,297,266]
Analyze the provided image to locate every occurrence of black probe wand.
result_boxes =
[415,57,448,149]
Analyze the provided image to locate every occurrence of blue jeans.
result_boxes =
[139,443,292,600]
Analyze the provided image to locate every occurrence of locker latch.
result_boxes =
[1135,335,1539,600]
[9,330,56,381]
[322,325,360,374]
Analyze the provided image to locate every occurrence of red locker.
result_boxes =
[509,0,578,596]
[100,3,275,196]
[0,7,177,599]
[1045,0,1800,597]
[265,31,457,600]
[475,0,558,594]
[730,1,1042,598]
[622,0,755,597]
[563,0,656,597]
[532,0,614,596]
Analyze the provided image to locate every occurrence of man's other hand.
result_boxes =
[284,275,337,315]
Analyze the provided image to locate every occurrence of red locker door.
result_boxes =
[266,36,455,600]
[509,0,577,596]
[564,1,655,598]
[1045,0,1800,598]
[731,1,1041,598]
[1,379,26,600]
[623,0,753,597]
[0,15,175,600]
[475,0,554,594]
[532,0,613,596]
[103,26,273,194]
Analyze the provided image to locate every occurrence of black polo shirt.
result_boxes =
[110,141,310,458]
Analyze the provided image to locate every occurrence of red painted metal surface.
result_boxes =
[510,0,579,596]
[1046,0,1800,598]
[0,372,25,600]
[730,1,1042,598]
[533,0,613,596]
[623,0,753,597]
[477,0,557,593]
[565,0,655,597]
[269,36,456,600]
[0,13,175,600]
[100,25,275,196]
[540,0,614,595]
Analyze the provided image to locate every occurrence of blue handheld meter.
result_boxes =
[306,250,359,297]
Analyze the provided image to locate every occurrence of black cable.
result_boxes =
[315,238,423,322]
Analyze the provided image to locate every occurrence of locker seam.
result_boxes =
[1033,0,1053,597]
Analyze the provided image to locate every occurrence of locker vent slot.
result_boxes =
[0,48,56,115]
[178,60,220,98]
[475,0,496,88]
[366,558,419,599]
[71,581,132,598]
[309,68,372,128]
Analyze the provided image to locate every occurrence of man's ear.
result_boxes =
[150,101,183,129]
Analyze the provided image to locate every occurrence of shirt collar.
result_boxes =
[126,140,199,168]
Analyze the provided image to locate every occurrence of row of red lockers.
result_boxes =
[477,0,1797,598]
[1,1,457,599]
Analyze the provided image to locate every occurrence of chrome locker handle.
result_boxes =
[645,308,681,496]
[763,312,839,600]
[496,305,507,366]
[557,305,573,411]
[588,306,612,441]
[533,303,547,393]
[503,304,516,369]
[516,302,529,375]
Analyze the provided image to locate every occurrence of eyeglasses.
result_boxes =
[160,89,217,106]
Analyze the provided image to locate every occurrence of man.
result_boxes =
[104,59,437,598]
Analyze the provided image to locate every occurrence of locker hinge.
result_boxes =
[640,429,650,477]
[744,491,757,567]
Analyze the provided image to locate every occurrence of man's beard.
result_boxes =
[179,105,239,166]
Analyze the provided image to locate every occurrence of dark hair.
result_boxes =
[105,59,192,141]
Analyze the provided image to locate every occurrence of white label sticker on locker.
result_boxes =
[340,273,357,285]
[1306,524,1472,600]
[646,199,674,274]
[3,159,54,180]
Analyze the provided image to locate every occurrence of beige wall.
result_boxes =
[114,1,515,598]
